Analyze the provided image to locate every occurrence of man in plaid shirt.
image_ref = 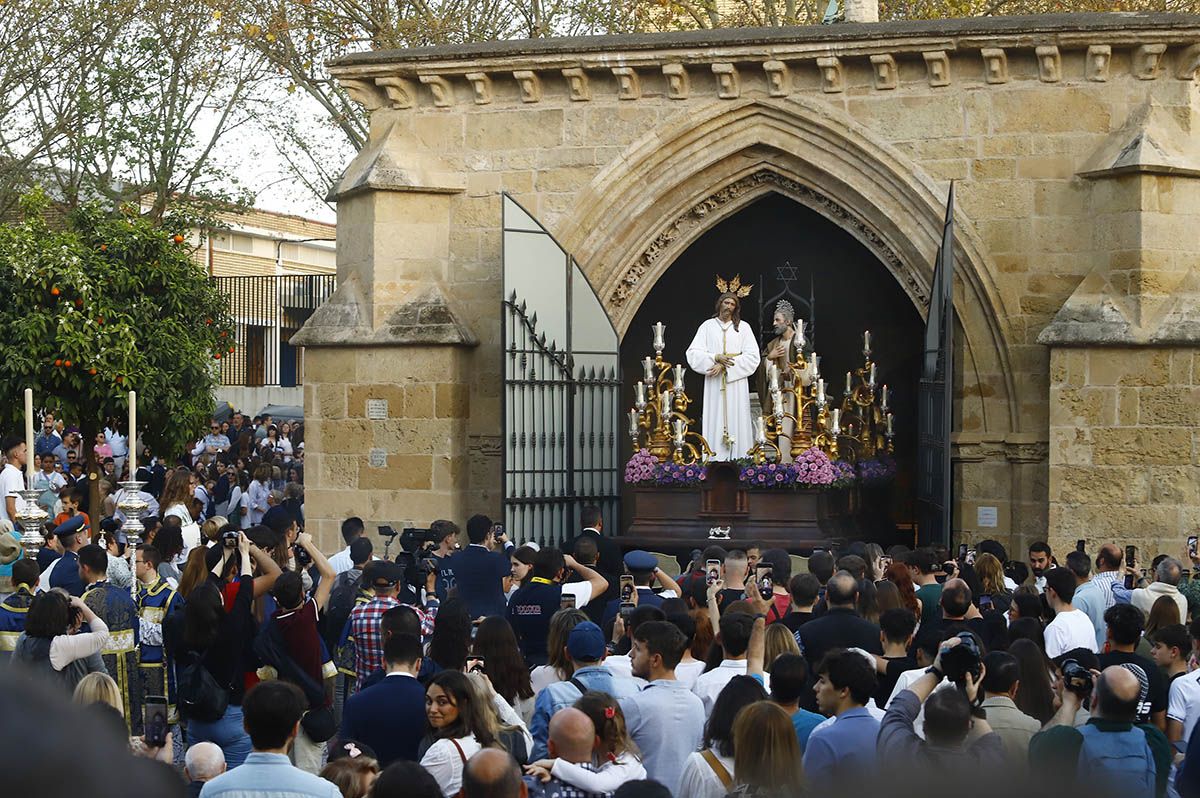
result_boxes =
[347,560,435,690]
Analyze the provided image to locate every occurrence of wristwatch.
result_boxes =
[926,665,943,679]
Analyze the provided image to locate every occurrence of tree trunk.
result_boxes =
[79,418,102,527]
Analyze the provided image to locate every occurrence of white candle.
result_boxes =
[634,381,646,409]
[672,419,685,444]
[661,391,671,420]
[673,364,684,390]
[887,413,894,435]
[628,409,639,436]
[864,330,871,351]
[881,384,889,410]
[754,417,767,444]
[128,390,137,478]
[796,319,806,348]
[817,378,826,404]
[771,389,783,417]
[812,354,821,379]
[23,388,34,481]
[845,371,852,395]
[768,363,780,393]
[831,408,841,435]
[642,357,654,384]
[652,322,666,352]
[869,362,877,387]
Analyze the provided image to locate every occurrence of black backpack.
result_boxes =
[177,654,229,723]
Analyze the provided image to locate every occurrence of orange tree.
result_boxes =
[0,189,234,505]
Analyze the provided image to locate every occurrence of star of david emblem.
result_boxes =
[776,263,798,282]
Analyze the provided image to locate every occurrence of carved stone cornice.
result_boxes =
[607,170,921,310]
[330,14,1200,111]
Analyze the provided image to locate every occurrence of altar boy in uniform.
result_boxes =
[79,543,142,731]
[134,544,181,725]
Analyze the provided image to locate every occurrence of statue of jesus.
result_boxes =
[686,289,761,462]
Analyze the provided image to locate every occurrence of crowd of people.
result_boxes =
[4,414,1200,797]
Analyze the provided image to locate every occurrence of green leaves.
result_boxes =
[0,193,234,459]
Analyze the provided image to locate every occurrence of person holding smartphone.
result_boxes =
[445,514,510,620]
[600,551,683,628]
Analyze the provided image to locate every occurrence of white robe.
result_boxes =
[686,317,761,461]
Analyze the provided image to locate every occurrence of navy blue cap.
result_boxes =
[53,515,86,537]
[566,621,606,662]
[623,550,658,574]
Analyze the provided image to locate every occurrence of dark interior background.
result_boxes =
[619,192,925,524]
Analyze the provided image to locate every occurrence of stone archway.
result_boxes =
[555,96,1020,439]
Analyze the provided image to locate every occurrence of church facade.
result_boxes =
[294,13,1200,558]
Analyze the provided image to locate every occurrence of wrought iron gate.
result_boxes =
[502,195,621,547]
[917,184,955,549]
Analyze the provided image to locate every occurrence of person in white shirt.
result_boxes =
[691,612,770,715]
[31,453,66,515]
[327,516,366,575]
[419,670,505,798]
[0,436,29,524]
[1043,566,1099,659]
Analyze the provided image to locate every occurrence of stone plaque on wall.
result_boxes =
[369,448,387,468]
[367,399,388,420]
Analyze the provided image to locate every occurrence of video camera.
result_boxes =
[940,632,983,686]
[1061,659,1095,695]
[381,524,438,590]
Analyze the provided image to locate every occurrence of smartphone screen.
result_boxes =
[619,601,635,621]
[620,574,635,603]
[705,559,721,586]
[1189,537,1198,558]
[1076,539,1086,553]
[958,543,968,561]
[144,695,168,748]
[560,593,576,610]
[466,656,486,674]
[966,548,976,566]
[1126,545,1137,567]
[757,565,773,596]
[979,594,993,610]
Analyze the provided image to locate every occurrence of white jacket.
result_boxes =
[1131,581,1187,622]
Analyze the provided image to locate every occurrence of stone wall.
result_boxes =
[295,14,1200,555]
[1048,347,1200,559]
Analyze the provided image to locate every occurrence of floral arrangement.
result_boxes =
[624,449,705,486]
[829,459,857,489]
[739,447,836,488]
[857,453,898,484]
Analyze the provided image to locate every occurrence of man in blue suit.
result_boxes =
[446,514,510,619]
[339,634,426,766]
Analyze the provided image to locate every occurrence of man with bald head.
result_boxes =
[523,708,598,798]
[185,742,226,798]
[935,578,994,649]
[797,570,883,667]
[1030,665,1172,797]
[464,749,527,798]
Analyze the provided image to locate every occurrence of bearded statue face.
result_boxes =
[772,311,791,335]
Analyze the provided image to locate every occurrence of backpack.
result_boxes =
[1075,724,1156,798]
[177,656,229,723]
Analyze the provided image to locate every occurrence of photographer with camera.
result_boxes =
[1030,664,1172,798]
[447,515,511,620]
[878,634,1004,778]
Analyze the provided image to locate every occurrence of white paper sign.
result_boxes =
[369,448,387,468]
[367,399,388,420]
[977,506,998,528]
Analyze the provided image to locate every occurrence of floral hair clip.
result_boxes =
[604,706,615,719]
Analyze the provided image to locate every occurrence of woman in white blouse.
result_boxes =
[246,463,272,526]
[12,591,109,692]
[276,421,295,463]
[419,671,505,797]
[158,468,201,559]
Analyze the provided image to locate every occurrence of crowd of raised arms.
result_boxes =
[4,416,1200,798]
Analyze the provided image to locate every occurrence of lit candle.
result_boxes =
[661,391,671,421]
[635,381,646,409]
[128,390,137,478]
[771,389,783,417]
[642,357,655,384]
[628,409,639,437]
[886,413,894,435]
[881,384,889,410]
[754,417,767,445]
[816,379,826,404]
[796,319,806,349]
[652,322,666,352]
[845,371,852,395]
[812,354,820,379]
[869,362,877,387]
[831,408,841,435]
[768,363,780,393]
[863,330,871,351]
[23,388,34,482]
[672,419,685,444]
[673,364,684,389]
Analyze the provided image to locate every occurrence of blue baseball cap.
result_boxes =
[566,621,606,662]
[623,550,658,574]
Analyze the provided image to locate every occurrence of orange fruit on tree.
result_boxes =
[50,287,60,296]
[172,234,184,244]
[116,376,124,384]
[64,360,72,367]
[100,244,107,252]
[228,346,234,352]
[54,359,62,367]
[88,368,97,375]
[214,353,222,360]
[75,299,83,308]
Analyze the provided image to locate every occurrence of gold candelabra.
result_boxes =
[627,322,714,465]
[835,333,895,461]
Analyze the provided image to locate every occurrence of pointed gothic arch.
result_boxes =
[554,96,1020,438]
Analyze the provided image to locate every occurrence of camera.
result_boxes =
[1061,659,1095,695]
[939,632,983,685]
[293,543,312,568]
[399,527,434,554]
[222,529,240,549]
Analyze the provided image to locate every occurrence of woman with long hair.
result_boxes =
[152,521,185,584]
[677,675,769,798]
[13,590,109,692]
[864,542,885,583]
[320,755,380,798]
[177,547,210,599]
[247,463,272,526]
[1008,638,1056,725]
[875,580,903,614]
[1008,588,1045,627]
[763,623,801,668]
[471,617,535,723]
[73,672,123,712]
[419,671,503,797]
[1146,595,1182,639]
[507,545,536,602]
[259,425,282,459]
[427,599,471,674]
[526,690,646,792]
[530,609,588,694]
[159,468,200,556]
[974,553,1013,614]
[465,671,532,765]
[884,561,923,618]
[690,606,716,663]
[728,701,806,797]
[277,421,295,463]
